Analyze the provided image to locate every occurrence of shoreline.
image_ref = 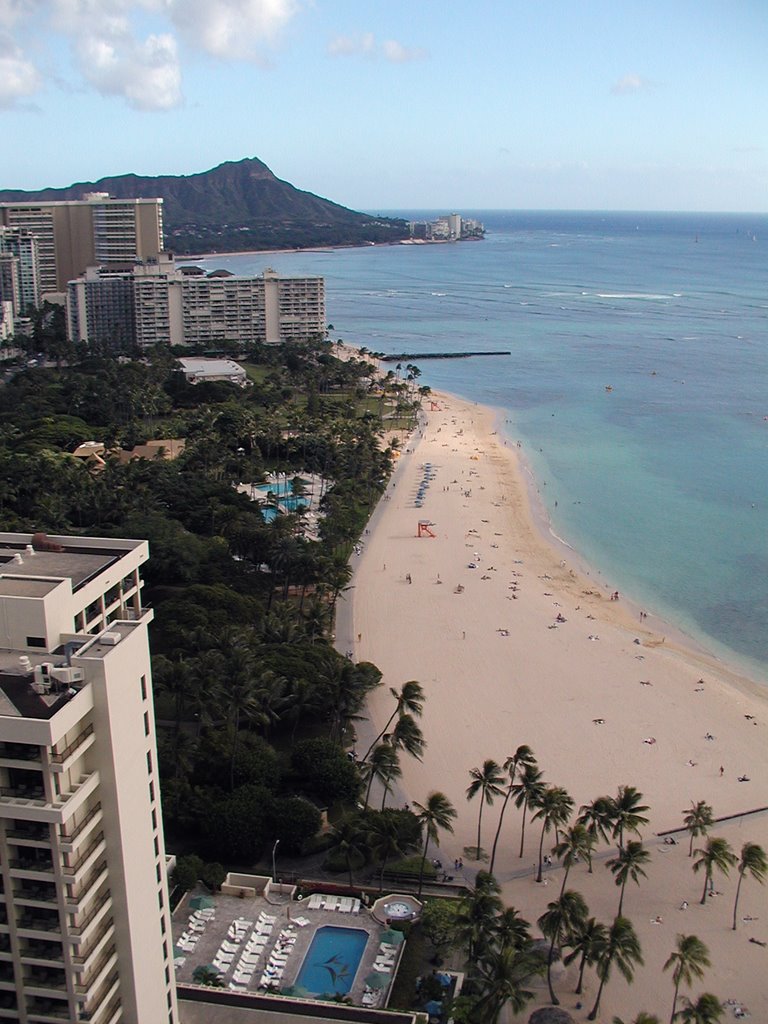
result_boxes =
[495,403,768,701]
[175,237,483,263]
[346,386,768,1021]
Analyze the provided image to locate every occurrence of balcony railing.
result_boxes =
[0,785,45,804]
[50,725,94,767]
[62,835,104,882]
[68,892,111,938]
[60,803,102,849]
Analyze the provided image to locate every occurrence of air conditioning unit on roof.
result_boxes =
[100,631,121,646]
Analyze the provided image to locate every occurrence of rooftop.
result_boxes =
[173,889,404,1013]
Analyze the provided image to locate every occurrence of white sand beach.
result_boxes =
[343,391,768,1022]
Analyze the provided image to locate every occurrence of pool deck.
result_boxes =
[173,891,401,1007]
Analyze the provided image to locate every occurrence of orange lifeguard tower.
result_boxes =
[417,520,436,538]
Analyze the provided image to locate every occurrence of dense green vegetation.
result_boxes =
[0,331,424,866]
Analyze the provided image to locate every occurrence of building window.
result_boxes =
[158,889,164,910]
[149,781,155,803]
[161,915,166,935]
[151,809,157,830]
[140,675,147,701]
[156,863,162,883]
[143,711,150,737]
[146,750,152,774]
[154,836,160,857]
[26,636,46,648]
[165,965,171,985]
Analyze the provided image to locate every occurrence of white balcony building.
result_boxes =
[0,533,178,1024]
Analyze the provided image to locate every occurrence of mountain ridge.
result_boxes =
[0,157,408,254]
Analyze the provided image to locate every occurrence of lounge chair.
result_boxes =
[373,963,392,973]
[352,899,361,913]
[324,896,339,911]
[307,894,322,910]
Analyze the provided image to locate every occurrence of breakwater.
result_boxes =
[380,350,510,361]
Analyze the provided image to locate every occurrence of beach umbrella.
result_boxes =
[365,972,389,989]
[189,894,214,910]
[379,928,405,945]
[424,999,443,1016]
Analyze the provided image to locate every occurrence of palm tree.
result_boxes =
[588,916,644,1020]
[361,743,400,809]
[387,713,426,762]
[512,762,545,858]
[532,785,574,882]
[663,934,711,1024]
[362,680,425,760]
[731,841,767,930]
[466,759,505,860]
[553,822,593,897]
[682,801,714,857]
[607,840,651,916]
[493,905,532,953]
[489,745,536,874]
[537,889,588,1005]
[692,837,737,905]
[365,814,403,890]
[471,943,544,1023]
[327,817,368,888]
[674,993,724,1023]
[414,792,457,897]
[612,784,650,850]
[454,872,503,963]
[577,795,617,868]
[564,916,608,996]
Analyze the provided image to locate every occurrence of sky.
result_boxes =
[1,0,766,212]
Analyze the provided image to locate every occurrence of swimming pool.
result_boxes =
[294,926,368,996]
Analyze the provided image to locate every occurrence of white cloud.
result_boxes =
[0,30,40,106]
[610,73,653,96]
[76,29,181,110]
[168,0,298,61]
[381,38,425,63]
[327,32,426,63]
[44,0,181,109]
[0,0,304,111]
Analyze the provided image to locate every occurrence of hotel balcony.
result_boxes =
[6,820,51,844]
[25,994,70,1022]
[7,853,54,879]
[59,803,102,854]
[78,977,120,1024]
[21,963,67,997]
[71,920,113,973]
[19,939,64,969]
[65,862,108,915]
[68,891,112,942]
[49,726,94,775]
[16,908,62,939]
[61,833,105,885]
[0,742,42,770]
[75,949,117,999]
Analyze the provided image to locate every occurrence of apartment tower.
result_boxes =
[0,533,178,1024]
[0,197,164,297]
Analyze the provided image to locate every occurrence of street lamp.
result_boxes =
[272,839,280,895]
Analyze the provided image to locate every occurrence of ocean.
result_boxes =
[184,211,768,679]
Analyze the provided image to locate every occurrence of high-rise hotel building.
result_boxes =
[0,197,164,297]
[0,533,178,1024]
[67,259,326,349]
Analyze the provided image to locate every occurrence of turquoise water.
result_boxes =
[294,926,368,995]
[186,212,768,678]
[256,481,308,520]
